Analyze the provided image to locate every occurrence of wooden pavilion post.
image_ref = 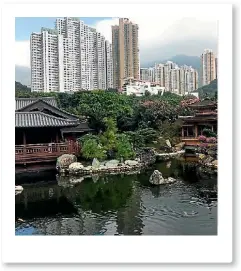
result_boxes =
[56,132,59,154]
[23,130,26,155]
[195,125,198,138]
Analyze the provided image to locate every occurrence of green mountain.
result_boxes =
[15,81,31,92]
[196,79,217,98]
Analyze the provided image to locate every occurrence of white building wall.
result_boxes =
[41,29,59,92]
[97,33,106,90]
[105,41,113,89]
[30,33,43,92]
[31,17,109,92]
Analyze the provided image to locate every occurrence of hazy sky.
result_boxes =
[15,16,218,68]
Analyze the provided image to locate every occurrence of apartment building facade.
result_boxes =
[112,18,140,90]
[105,41,113,89]
[140,61,198,95]
[200,49,216,86]
[31,17,110,92]
[140,68,155,82]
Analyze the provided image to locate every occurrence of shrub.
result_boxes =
[116,134,135,160]
[206,137,217,143]
[78,133,100,144]
[81,139,106,160]
[198,135,207,142]
[202,128,217,138]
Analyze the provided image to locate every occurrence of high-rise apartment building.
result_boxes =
[105,41,113,89]
[112,18,140,90]
[140,61,198,95]
[200,49,216,86]
[154,64,165,86]
[140,68,155,82]
[31,17,110,92]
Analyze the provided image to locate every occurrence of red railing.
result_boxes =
[15,141,80,164]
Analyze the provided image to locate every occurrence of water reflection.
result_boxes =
[15,160,217,235]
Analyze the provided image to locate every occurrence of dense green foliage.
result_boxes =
[16,89,192,133]
[125,128,158,148]
[78,118,135,161]
[202,128,217,138]
[15,86,197,153]
[116,134,135,160]
[81,138,107,160]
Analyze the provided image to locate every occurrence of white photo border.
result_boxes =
[1,3,232,264]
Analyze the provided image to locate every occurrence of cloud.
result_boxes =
[94,16,218,65]
[15,40,30,67]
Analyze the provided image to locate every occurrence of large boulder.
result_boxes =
[175,142,185,151]
[149,170,165,185]
[105,159,119,168]
[149,170,177,185]
[166,139,172,148]
[124,160,139,166]
[92,158,100,169]
[69,162,84,174]
[56,154,77,170]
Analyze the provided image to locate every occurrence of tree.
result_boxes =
[116,134,135,160]
[81,139,106,160]
[100,118,118,152]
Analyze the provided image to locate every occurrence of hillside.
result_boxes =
[15,81,31,92]
[196,79,217,98]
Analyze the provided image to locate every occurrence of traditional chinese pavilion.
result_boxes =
[15,97,92,166]
[179,99,217,146]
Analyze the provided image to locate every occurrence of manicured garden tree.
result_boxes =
[81,138,107,160]
[116,134,135,161]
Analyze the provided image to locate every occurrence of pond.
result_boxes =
[15,159,217,235]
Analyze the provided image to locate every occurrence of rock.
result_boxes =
[124,160,139,166]
[166,139,172,148]
[69,177,84,184]
[69,162,84,173]
[166,161,172,168]
[105,160,119,168]
[15,185,23,192]
[85,166,92,171]
[15,185,23,195]
[149,170,165,185]
[92,158,100,169]
[99,165,107,170]
[212,160,218,166]
[175,142,185,151]
[198,153,206,160]
[166,177,176,183]
[56,154,77,170]
[205,156,214,164]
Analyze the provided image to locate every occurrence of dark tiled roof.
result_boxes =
[189,99,217,107]
[16,112,78,128]
[15,97,58,110]
[61,123,93,133]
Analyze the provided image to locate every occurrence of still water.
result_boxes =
[15,160,217,235]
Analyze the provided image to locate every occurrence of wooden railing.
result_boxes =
[15,142,80,164]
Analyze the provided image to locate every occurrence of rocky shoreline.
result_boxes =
[56,147,158,177]
[56,145,217,178]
